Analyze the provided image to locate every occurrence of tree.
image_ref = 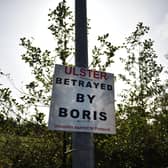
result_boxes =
[0,1,75,167]
[95,23,168,168]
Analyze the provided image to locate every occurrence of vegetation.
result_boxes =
[0,0,168,167]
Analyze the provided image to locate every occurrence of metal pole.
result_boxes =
[72,0,94,168]
[62,132,67,168]
[75,0,88,68]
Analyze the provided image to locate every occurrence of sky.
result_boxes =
[0,0,168,89]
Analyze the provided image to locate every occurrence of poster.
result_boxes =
[48,64,115,134]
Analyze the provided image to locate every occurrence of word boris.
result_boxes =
[55,77,113,91]
[58,107,107,121]
[65,66,109,80]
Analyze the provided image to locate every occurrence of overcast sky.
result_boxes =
[1,0,168,87]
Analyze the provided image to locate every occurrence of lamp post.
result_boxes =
[72,0,94,168]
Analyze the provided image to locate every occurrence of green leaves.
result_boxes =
[126,22,150,46]
[48,0,74,65]
[91,33,119,71]
[112,22,168,167]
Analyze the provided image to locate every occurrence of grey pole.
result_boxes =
[75,0,88,68]
[72,0,94,168]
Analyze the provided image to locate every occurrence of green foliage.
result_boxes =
[91,33,119,71]
[95,22,168,168]
[0,1,74,167]
[48,0,74,65]
[0,121,63,168]
[20,38,53,107]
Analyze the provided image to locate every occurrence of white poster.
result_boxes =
[48,64,115,134]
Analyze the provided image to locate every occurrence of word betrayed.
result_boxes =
[55,77,113,91]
